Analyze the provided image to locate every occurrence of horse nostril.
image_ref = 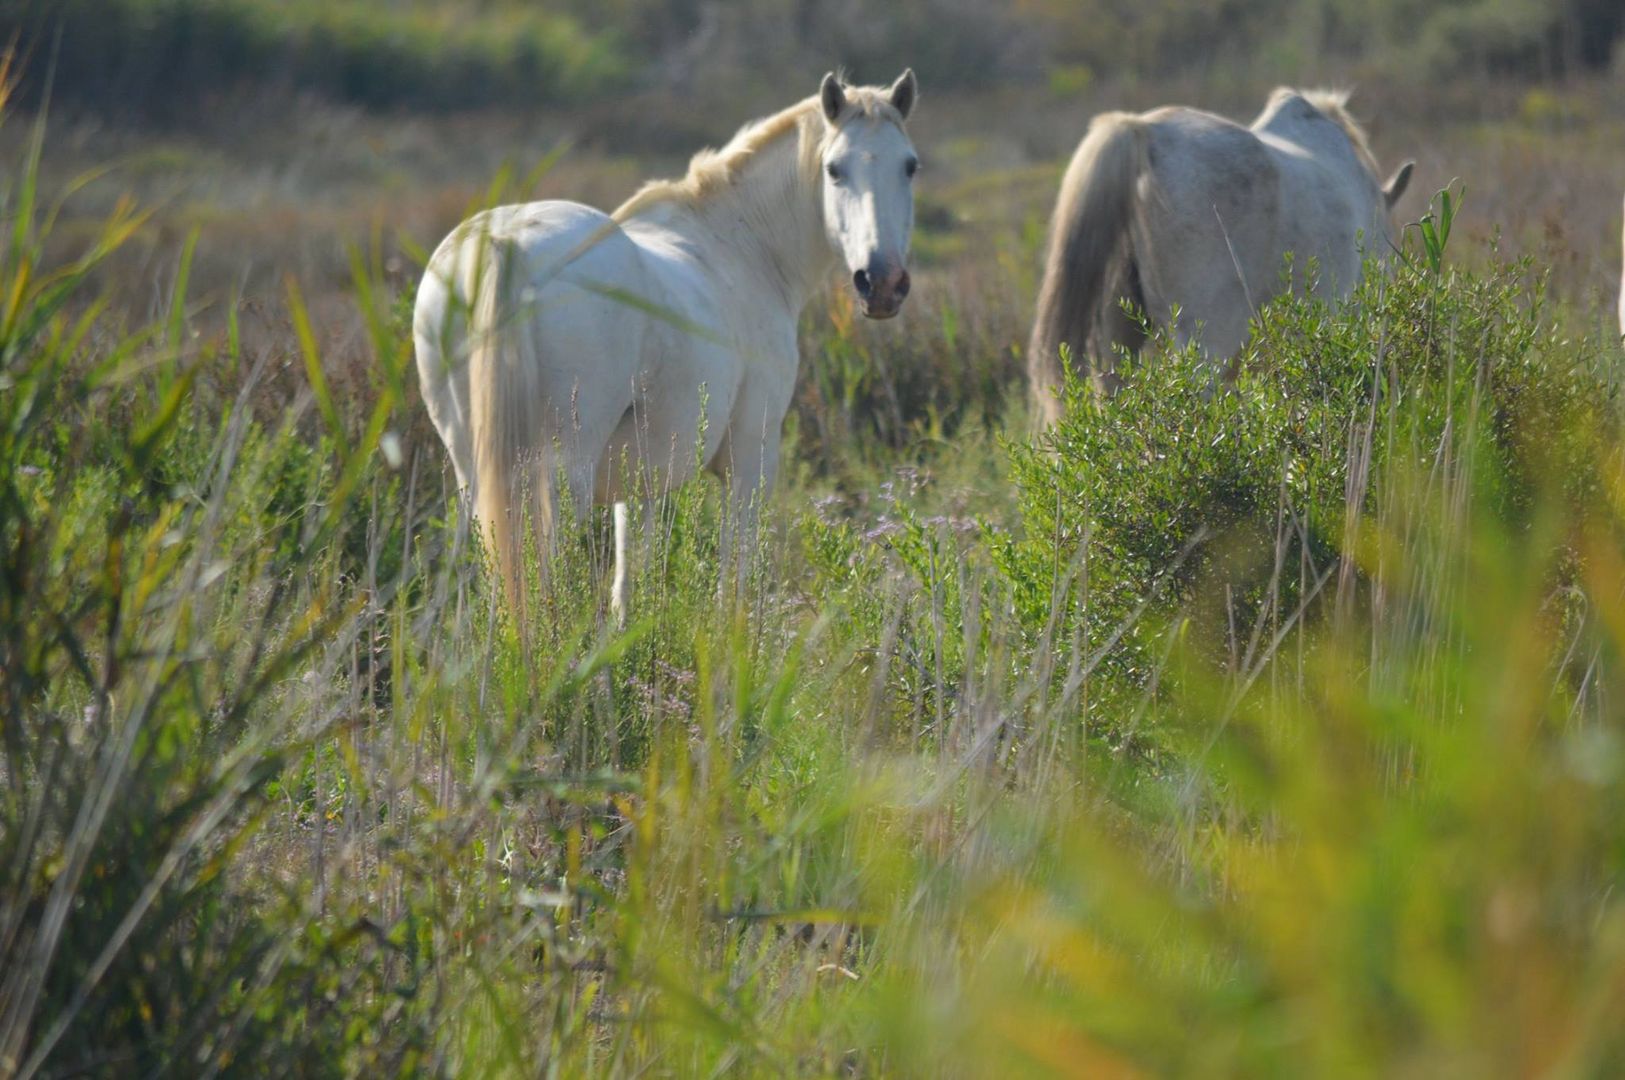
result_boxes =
[853,269,873,298]
[896,271,911,299]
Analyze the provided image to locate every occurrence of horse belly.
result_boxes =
[522,256,740,506]
[516,273,653,501]
[593,336,741,503]
[587,239,742,502]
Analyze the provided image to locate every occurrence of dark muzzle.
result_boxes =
[854,259,911,319]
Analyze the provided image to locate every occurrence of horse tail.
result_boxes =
[1029,111,1149,427]
[468,228,547,614]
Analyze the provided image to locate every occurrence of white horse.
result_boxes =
[415,71,919,616]
[1029,87,1414,425]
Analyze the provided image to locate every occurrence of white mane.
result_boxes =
[614,89,906,221]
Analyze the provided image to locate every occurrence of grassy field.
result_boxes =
[4,14,1625,1076]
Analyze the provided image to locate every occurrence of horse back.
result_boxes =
[1140,109,1282,233]
[1133,109,1284,350]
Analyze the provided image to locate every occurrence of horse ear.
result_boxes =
[1384,160,1415,209]
[820,73,847,123]
[888,68,918,120]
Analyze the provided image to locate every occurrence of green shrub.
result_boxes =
[994,239,1614,739]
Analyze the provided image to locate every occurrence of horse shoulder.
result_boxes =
[733,315,801,410]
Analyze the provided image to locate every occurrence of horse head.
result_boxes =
[817,70,919,319]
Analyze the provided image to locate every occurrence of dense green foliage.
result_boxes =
[0,99,418,1070]
[996,250,1612,723]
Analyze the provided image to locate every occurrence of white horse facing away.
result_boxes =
[415,71,919,617]
[1029,87,1414,426]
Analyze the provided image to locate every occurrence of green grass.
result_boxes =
[5,85,1625,1076]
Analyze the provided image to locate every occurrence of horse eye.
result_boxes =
[905,158,919,178]
[826,162,842,182]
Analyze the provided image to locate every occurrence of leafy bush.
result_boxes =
[993,236,1614,736]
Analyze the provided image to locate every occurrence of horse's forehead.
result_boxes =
[829,117,911,156]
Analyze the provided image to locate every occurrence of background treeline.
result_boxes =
[0,0,626,117]
[4,0,1621,120]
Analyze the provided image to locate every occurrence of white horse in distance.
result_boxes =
[1029,87,1414,425]
[415,71,919,617]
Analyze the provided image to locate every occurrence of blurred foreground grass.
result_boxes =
[4,81,1625,1076]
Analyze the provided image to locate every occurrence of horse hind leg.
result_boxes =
[610,501,630,628]
[492,427,582,613]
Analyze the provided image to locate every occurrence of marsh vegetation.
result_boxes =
[3,6,1625,1074]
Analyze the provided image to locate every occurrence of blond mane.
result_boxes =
[1298,88,1382,180]
[613,87,906,222]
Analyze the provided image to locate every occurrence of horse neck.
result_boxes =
[685,133,832,316]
